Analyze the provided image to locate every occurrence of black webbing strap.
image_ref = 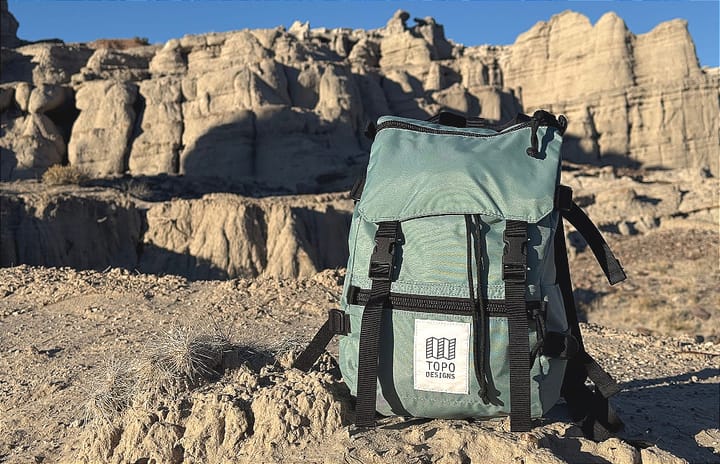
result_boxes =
[350,175,365,201]
[503,220,532,432]
[554,219,624,440]
[355,221,401,427]
[293,309,351,372]
[561,199,626,285]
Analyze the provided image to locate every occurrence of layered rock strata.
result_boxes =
[1,9,716,187]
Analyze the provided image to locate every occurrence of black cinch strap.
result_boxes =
[293,309,350,372]
[355,221,401,427]
[560,198,626,285]
[553,218,624,440]
[503,220,532,432]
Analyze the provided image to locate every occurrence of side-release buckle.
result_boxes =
[369,236,396,281]
[502,229,528,282]
[328,309,351,335]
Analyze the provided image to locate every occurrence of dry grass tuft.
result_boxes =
[41,164,89,186]
[137,324,233,391]
[118,179,153,200]
[83,358,135,425]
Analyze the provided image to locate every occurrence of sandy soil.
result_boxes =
[0,231,718,464]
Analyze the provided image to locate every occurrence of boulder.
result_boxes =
[68,80,138,176]
[0,112,65,180]
[128,77,184,175]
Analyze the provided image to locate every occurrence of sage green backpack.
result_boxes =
[295,110,626,439]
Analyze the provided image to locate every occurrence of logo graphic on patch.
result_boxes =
[414,319,470,394]
[425,337,456,360]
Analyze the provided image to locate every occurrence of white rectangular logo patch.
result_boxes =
[413,319,470,394]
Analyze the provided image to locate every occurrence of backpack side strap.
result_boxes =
[556,186,626,285]
[293,309,351,372]
[553,217,625,441]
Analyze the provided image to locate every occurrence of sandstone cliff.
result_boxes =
[1,8,717,187]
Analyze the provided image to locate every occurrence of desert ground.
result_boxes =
[0,213,718,463]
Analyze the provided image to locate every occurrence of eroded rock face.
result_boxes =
[0,7,717,184]
[501,11,719,172]
[0,187,143,269]
[139,193,353,280]
[0,183,353,279]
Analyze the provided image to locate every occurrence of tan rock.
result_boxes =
[11,42,93,85]
[0,112,65,179]
[1,0,20,48]
[0,186,143,267]
[68,80,137,176]
[139,193,352,279]
[501,10,719,172]
[128,76,183,175]
[28,84,68,113]
[78,47,154,81]
[13,81,31,111]
[316,64,362,127]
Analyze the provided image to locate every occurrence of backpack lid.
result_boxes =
[357,116,563,223]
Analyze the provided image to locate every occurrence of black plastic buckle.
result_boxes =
[328,309,351,335]
[555,185,573,212]
[369,236,396,281]
[502,230,528,282]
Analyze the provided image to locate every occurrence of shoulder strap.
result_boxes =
[556,187,626,285]
[553,218,625,440]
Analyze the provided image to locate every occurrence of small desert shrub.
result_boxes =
[137,324,233,391]
[83,358,135,424]
[118,179,153,200]
[42,164,89,186]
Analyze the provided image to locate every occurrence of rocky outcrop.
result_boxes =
[1,164,716,279]
[0,0,19,48]
[67,80,139,176]
[0,7,717,187]
[139,193,352,280]
[0,82,73,180]
[501,11,719,171]
[0,183,353,279]
[0,187,143,269]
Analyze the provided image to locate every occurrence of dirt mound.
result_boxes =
[72,360,350,463]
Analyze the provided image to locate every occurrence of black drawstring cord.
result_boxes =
[526,114,540,157]
[472,214,489,403]
[529,302,547,368]
[465,215,489,402]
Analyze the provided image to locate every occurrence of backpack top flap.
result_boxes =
[358,116,563,224]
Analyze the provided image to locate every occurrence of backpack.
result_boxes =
[294,110,627,439]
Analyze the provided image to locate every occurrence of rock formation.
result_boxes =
[0,0,20,49]
[0,182,353,279]
[1,7,716,187]
[0,167,716,280]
